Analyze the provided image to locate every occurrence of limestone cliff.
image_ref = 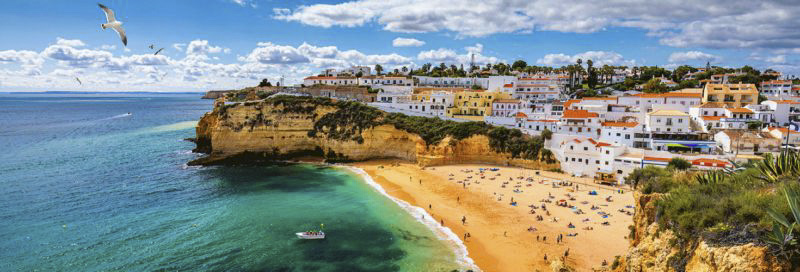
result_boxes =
[614,192,791,272]
[189,97,559,170]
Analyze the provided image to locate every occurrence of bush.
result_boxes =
[667,157,692,170]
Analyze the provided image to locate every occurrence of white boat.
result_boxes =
[296,231,325,239]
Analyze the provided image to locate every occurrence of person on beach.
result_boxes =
[544,254,547,261]
[504,231,507,237]
[564,248,570,257]
[537,235,539,241]
[461,216,466,225]
[429,204,432,209]
[441,219,444,226]
[464,233,468,241]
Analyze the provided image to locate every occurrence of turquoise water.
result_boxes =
[0,93,464,271]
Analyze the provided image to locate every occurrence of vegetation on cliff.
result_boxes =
[263,95,554,161]
[625,151,800,269]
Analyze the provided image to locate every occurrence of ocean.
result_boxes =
[0,93,468,271]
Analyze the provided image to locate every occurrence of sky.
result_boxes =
[0,0,798,92]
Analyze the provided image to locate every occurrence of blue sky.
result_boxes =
[0,0,797,91]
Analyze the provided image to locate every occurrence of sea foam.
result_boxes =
[342,166,479,272]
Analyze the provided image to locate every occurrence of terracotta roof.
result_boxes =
[649,110,689,116]
[644,157,672,162]
[770,100,800,104]
[587,138,598,145]
[527,119,559,123]
[767,126,790,134]
[515,112,528,118]
[728,107,754,114]
[692,158,730,166]
[662,92,702,98]
[702,116,725,121]
[693,102,728,108]
[503,83,514,88]
[583,97,618,101]
[564,99,581,109]
[601,121,638,127]
[562,109,599,119]
[595,142,612,147]
[761,80,792,85]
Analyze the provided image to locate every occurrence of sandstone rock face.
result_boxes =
[616,193,791,272]
[191,100,558,170]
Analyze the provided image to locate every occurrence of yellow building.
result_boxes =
[702,83,758,108]
[446,91,514,119]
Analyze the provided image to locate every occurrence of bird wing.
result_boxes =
[111,25,127,46]
[97,3,116,22]
[154,48,164,55]
[76,77,82,85]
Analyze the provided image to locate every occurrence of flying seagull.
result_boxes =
[154,48,164,55]
[148,44,154,50]
[75,77,82,85]
[98,3,127,46]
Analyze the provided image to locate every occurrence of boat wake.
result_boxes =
[342,166,479,272]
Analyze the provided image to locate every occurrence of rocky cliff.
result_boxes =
[189,97,558,170]
[614,192,790,272]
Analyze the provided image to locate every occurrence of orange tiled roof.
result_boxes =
[761,80,792,85]
[601,121,638,127]
[514,112,528,118]
[596,142,611,147]
[702,116,725,121]
[562,109,599,119]
[564,99,582,109]
[692,158,729,166]
[728,107,754,114]
[768,126,789,134]
[771,100,800,104]
[503,83,514,88]
[644,157,672,162]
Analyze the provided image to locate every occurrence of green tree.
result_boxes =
[258,78,271,87]
[673,65,698,82]
[587,59,598,89]
[642,78,668,93]
[374,64,384,75]
[511,60,528,71]
[667,157,692,170]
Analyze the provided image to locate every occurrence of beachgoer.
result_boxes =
[429,204,432,209]
[504,231,507,237]
[462,216,466,225]
[441,219,444,226]
[544,254,547,261]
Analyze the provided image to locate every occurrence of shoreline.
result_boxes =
[348,159,634,272]
[342,166,479,271]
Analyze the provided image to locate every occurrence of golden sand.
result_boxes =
[350,160,634,271]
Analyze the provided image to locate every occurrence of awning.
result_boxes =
[684,144,713,148]
[666,143,689,148]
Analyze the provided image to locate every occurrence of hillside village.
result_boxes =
[223,62,800,184]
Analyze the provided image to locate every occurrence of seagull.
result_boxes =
[98,3,127,46]
[154,48,164,55]
[75,77,82,85]
[148,44,154,50]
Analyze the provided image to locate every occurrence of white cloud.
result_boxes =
[537,51,634,67]
[273,0,800,49]
[667,51,721,63]
[186,40,228,56]
[242,42,310,64]
[417,43,499,65]
[56,38,86,48]
[173,43,186,52]
[766,55,787,64]
[392,37,425,47]
[0,38,420,91]
[100,45,117,50]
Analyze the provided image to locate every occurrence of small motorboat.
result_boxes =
[297,224,325,239]
[296,231,325,239]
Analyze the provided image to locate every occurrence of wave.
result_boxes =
[104,113,132,120]
[341,166,479,272]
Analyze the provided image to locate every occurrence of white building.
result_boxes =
[760,80,794,98]
[647,110,690,133]
[492,99,523,117]
[762,100,800,126]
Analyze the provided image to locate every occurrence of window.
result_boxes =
[605,150,610,154]
[583,147,588,151]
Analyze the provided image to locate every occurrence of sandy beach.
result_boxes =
[351,160,634,272]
